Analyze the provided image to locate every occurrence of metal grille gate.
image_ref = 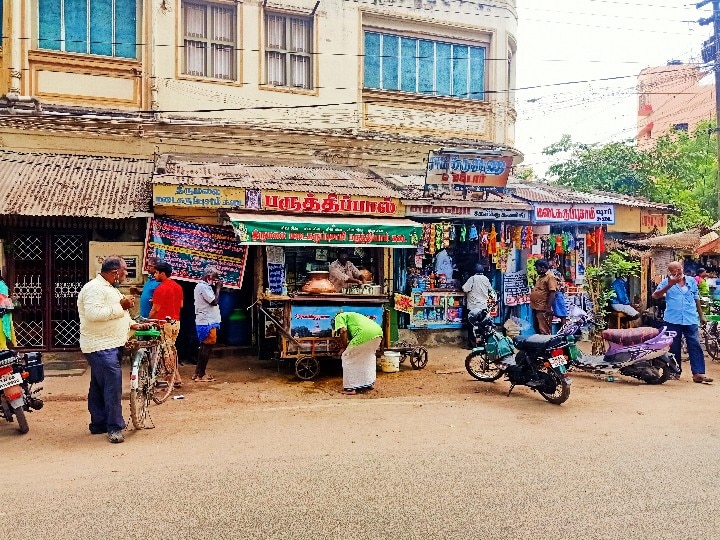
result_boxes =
[11,231,86,350]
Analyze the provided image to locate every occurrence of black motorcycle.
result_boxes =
[465,310,572,405]
[0,350,44,433]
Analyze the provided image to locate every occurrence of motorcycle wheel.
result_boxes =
[537,368,570,405]
[643,356,672,385]
[465,349,504,382]
[13,406,29,434]
[704,332,720,361]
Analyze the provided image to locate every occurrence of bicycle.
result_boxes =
[125,317,179,429]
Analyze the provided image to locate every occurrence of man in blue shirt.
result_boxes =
[652,261,711,383]
[609,276,639,320]
[138,257,160,318]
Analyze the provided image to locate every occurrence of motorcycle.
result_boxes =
[0,349,44,433]
[557,313,680,384]
[465,309,572,405]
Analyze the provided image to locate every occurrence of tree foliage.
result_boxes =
[542,123,718,232]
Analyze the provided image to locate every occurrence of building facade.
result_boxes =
[636,62,714,150]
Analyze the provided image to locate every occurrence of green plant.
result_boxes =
[584,251,640,354]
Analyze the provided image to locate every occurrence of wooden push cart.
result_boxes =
[253,298,429,380]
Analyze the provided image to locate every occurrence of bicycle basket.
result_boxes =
[134,329,161,340]
[485,333,515,361]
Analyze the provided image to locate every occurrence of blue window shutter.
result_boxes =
[65,0,88,53]
[418,40,434,94]
[115,0,137,58]
[400,37,417,93]
[364,32,381,89]
[90,0,113,56]
[469,46,485,100]
[435,42,451,96]
[452,45,468,98]
[381,34,399,91]
[39,0,62,50]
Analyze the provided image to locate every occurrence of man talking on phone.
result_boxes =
[652,261,712,383]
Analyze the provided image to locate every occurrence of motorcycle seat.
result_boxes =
[601,327,659,346]
[513,334,566,353]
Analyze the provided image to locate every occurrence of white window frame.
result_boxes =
[264,11,314,90]
[181,0,237,81]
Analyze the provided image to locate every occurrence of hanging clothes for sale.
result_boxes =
[554,234,563,255]
[595,226,605,254]
[488,224,498,255]
[468,223,477,241]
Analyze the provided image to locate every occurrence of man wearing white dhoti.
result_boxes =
[333,311,383,395]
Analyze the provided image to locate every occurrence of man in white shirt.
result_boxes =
[193,266,223,382]
[329,249,364,292]
[77,256,146,444]
[434,246,456,281]
[462,264,497,348]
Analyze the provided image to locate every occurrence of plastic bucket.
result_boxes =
[380,351,401,373]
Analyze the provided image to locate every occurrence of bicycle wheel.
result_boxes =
[152,343,176,404]
[130,351,151,429]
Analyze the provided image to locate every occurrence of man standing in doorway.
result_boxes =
[329,249,364,292]
[149,261,184,388]
[193,266,222,382]
[77,256,146,444]
[529,260,557,335]
[652,261,711,383]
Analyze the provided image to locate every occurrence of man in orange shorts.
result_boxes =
[193,266,222,382]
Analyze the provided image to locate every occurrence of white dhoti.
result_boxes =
[611,304,639,318]
[341,337,382,391]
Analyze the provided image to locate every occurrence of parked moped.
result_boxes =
[0,349,44,433]
[558,313,679,385]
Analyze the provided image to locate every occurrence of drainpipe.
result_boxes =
[1,93,42,114]
[4,0,42,114]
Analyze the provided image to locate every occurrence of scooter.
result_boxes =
[0,349,44,433]
[558,313,680,385]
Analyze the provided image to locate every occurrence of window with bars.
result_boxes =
[364,31,485,101]
[264,12,313,90]
[38,0,138,58]
[182,1,237,80]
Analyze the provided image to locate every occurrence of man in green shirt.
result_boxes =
[333,311,383,395]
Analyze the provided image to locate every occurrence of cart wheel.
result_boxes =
[410,347,429,370]
[399,352,408,364]
[295,355,320,380]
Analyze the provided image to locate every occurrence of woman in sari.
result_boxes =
[0,270,16,349]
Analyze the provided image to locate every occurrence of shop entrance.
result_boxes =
[9,230,87,350]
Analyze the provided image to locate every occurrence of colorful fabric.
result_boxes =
[334,312,383,348]
[0,280,14,344]
[196,324,220,344]
[341,336,381,391]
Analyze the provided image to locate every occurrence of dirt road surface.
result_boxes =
[4,347,720,539]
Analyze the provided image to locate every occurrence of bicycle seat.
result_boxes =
[513,334,566,353]
[601,327,659,346]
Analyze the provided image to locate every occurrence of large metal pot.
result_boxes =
[301,271,336,294]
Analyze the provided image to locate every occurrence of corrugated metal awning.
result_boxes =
[227,212,421,247]
[0,150,153,219]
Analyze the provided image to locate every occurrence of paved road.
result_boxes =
[4,349,720,540]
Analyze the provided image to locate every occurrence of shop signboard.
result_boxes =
[145,217,248,288]
[425,151,513,192]
[640,210,668,233]
[405,205,530,221]
[153,184,245,209]
[262,191,402,217]
[231,218,421,247]
[533,203,615,224]
[289,305,383,337]
[503,271,531,306]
